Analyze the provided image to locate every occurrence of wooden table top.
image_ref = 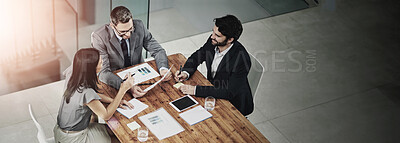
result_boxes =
[98,53,269,143]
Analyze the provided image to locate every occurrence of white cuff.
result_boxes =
[159,67,168,71]
[193,86,196,95]
[182,71,190,80]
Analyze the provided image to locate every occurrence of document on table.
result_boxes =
[117,99,148,119]
[127,121,141,131]
[143,65,173,92]
[138,107,184,140]
[116,63,159,85]
[179,106,212,126]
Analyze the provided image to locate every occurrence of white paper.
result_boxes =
[179,106,212,126]
[143,65,173,92]
[116,63,160,85]
[117,99,148,119]
[127,121,141,131]
[173,82,184,89]
[139,108,184,140]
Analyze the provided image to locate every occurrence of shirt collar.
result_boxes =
[113,29,124,42]
[215,43,234,56]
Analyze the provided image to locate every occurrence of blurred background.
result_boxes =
[0,0,312,95]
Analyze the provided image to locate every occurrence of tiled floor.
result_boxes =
[149,0,271,43]
[0,81,63,143]
[1,0,400,143]
[270,89,400,143]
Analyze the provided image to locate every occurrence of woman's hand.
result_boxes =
[119,99,134,110]
[120,72,135,92]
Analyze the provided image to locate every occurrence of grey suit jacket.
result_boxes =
[91,20,168,89]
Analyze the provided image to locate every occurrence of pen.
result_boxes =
[177,65,183,83]
[179,65,182,75]
[138,83,153,85]
[121,73,135,82]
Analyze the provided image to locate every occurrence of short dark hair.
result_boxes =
[214,15,243,42]
[110,6,133,25]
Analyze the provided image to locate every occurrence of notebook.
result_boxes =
[179,106,212,126]
[116,99,148,119]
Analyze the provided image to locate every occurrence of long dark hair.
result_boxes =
[63,48,100,103]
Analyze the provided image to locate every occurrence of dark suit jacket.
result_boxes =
[91,20,168,89]
[183,37,254,116]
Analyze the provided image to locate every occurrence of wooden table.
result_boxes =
[98,53,269,143]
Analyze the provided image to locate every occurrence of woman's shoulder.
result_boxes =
[81,87,96,95]
[81,87,101,104]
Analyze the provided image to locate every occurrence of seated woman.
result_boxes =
[54,48,135,143]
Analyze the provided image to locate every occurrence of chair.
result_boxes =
[247,53,265,99]
[28,104,55,143]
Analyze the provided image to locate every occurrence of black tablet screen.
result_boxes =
[172,96,196,111]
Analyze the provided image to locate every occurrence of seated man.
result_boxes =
[175,15,254,116]
[91,6,171,98]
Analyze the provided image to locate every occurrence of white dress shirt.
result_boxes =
[185,44,233,95]
[113,30,131,54]
[183,43,233,80]
[210,44,233,78]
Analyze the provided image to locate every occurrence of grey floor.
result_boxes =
[149,0,311,43]
[149,0,271,43]
[1,0,400,143]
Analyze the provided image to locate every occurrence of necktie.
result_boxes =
[121,39,131,67]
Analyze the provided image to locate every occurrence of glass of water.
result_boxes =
[137,127,148,142]
[204,96,215,111]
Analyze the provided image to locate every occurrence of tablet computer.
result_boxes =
[169,95,198,112]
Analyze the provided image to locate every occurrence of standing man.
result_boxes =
[175,15,254,116]
[92,6,171,98]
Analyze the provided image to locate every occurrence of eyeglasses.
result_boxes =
[113,24,134,36]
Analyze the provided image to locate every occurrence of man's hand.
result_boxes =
[179,84,196,95]
[119,99,134,110]
[160,69,172,81]
[174,71,188,82]
[129,86,147,98]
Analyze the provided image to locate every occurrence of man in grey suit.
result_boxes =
[91,6,171,98]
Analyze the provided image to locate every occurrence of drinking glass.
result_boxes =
[137,127,148,142]
[204,96,215,111]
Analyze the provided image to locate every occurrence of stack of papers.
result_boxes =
[117,99,148,119]
[179,106,212,126]
[139,108,184,140]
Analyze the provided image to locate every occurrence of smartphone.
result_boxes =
[169,95,198,112]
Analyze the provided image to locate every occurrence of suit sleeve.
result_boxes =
[195,52,251,100]
[141,21,169,70]
[91,32,122,89]
[182,37,212,76]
